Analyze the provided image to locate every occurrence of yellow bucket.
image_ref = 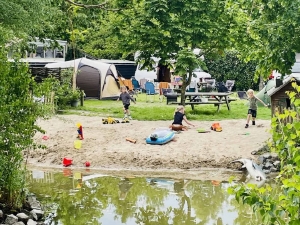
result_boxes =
[74,140,82,149]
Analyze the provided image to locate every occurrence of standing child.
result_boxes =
[117,86,136,120]
[170,105,195,130]
[245,89,267,128]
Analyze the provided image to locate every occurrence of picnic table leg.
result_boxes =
[214,96,222,113]
[191,104,194,110]
[216,104,220,113]
[225,96,230,110]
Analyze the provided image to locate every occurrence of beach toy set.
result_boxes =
[62,122,90,167]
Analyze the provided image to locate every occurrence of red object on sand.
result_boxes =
[42,135,49,140]
[63,157,73,167]
[85,161,90,167]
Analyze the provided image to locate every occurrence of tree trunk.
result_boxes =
[259,75,264,91]
[180,82,187,106]
[180,66,193,105]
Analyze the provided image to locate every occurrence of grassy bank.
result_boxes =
[68,93,271,121]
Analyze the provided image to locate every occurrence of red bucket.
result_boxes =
[63,157,73,167]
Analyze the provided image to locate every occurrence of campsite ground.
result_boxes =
[28,114,271,173]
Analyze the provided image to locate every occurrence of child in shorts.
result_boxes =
[117,86,136,120]
[245,89,267,128]
[170,105,195,130]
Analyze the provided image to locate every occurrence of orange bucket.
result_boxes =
[63,157,73,167]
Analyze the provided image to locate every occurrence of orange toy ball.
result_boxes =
[85,161,91,167]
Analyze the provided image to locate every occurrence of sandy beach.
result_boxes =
[26,115,271,172]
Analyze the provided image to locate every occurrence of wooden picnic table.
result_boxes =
[173,92,235,112]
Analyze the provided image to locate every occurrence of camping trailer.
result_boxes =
[8,38,68,68]
[45,58,120,100]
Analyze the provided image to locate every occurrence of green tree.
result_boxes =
[227,0,300,77]
[116,0,231,105]
[205,51,259,91]
[0,0,66,42]
[64,0,134,60]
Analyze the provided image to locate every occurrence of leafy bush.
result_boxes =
[0,48,50,208]
[38,69,82,109]
[204,51,259,91]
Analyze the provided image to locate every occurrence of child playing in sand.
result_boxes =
[117,86,136,120]
[245,89,267,128]
[170,105,195,130]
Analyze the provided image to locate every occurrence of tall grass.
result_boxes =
[70,93,271,121]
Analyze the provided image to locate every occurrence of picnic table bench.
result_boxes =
[169,92,236,112]
[170,101,227,111]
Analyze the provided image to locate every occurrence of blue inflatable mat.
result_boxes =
[146,130,175,145]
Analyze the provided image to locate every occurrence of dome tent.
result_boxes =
[45,58,120,99]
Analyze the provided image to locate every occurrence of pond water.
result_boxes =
[27,168,263,225]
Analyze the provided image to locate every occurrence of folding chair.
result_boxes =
[205,79,216,92]
[139,78,147,92]
[159,82,169,102]
[237,91,248,100]
[132,79,141,95]
[225,80,235,92]
[145,81,156,102]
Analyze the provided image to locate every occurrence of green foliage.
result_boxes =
[0,47,52,208]
[44,69,81,109]
[227,0,300,77]
[0,0,67,41]
[113,0,232,105]
[205,51,259,91]
[229,82,300,224]
[69,88,81,101]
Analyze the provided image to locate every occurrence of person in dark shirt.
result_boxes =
[170,105,195,130]
[117,86,136,120]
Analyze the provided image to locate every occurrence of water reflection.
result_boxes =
[27,169,263,225]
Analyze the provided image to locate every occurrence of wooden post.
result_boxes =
[80,90,84,106]
[51,91,55,113]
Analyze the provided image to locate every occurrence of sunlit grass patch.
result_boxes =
[63,93,271,121]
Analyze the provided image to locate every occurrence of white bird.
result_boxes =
[232,158,266,181]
